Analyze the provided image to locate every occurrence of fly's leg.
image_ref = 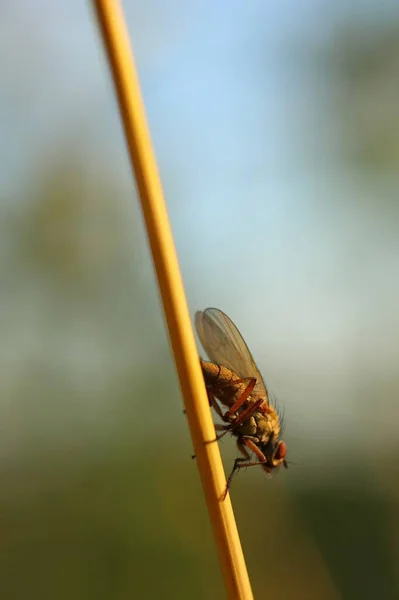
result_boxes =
[223,458,269,499]
[222,438,267,500]
[195,378,258,455]
[191,389,230,457]
[242,438,268,462]
[228,397,263,430]
[207,389,225,420]
[203,391,229,445]
[192,423,229,458]
[205,404,262,446]
[222,440,251,499]
[206,377,255,420]
[215,394,263,443]
[209,378,258,443]
[203,379,256,445]
[210,402,262,453]
[219,377,257,437]
[203,423,232,446]
[208,404,259,444]
[225,377,257,418]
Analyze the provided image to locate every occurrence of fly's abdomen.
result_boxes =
[200,359,248,408]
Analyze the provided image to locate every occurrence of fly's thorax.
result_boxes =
[233,416,257,438]
[254,408,281,444]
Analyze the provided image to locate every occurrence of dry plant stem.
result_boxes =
[93,1,254,599]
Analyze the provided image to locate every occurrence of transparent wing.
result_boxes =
[195,307,268,402]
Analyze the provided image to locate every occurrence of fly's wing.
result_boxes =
[195,308,268,403]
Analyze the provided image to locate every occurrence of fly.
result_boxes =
[195,307,287,498]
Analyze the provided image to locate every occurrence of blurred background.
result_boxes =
[1,1,399,598]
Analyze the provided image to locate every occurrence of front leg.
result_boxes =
[223,457,268,500]
[222,438,267,500]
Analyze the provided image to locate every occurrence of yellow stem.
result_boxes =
[93,2,254,598]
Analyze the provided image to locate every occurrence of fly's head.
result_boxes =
[258,396,287,473]
[260,436,288,474]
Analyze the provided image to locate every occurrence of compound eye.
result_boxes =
[275,440,287,460]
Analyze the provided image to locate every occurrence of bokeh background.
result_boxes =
[2,1,399,598]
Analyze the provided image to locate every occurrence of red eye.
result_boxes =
[275,441,287,460]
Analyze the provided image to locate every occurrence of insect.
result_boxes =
[195,307,287,498]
